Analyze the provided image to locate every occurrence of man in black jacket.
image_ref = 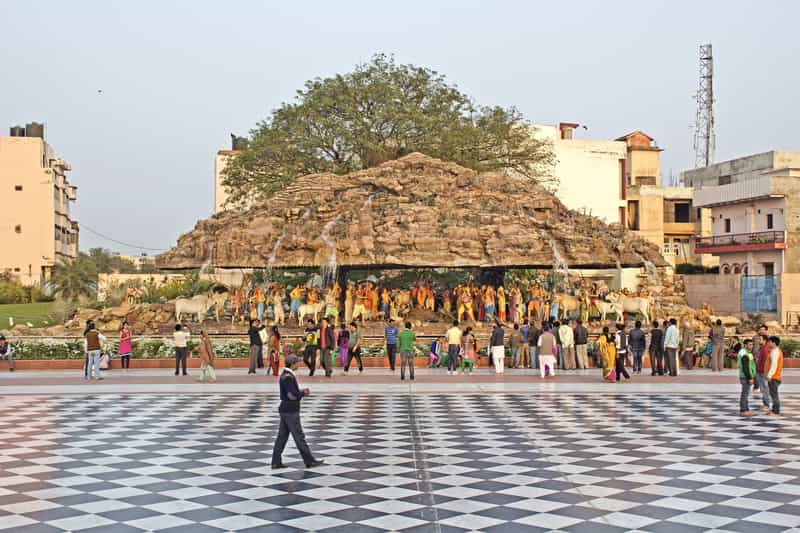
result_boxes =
[649,321,664,376]
[271,355,324,469]
[573,319,589,370]
[629,321,646,374]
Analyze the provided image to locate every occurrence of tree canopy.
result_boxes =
[222,54,554,205]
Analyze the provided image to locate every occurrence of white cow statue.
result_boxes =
[594,300,624,322]
[175,294,215,323]
[606,293,652,324]
[297,301,325,326]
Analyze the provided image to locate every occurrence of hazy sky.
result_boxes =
[2,1,798,255]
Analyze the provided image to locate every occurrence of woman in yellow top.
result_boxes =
[598,327,616,381]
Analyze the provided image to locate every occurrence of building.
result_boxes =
[0,123,79,286]
[619,131,713,266]
[213,134,248,213]
[214,150,238,213]
[684,151,800,321]
[116,254,157,271]
[531,123,627,224]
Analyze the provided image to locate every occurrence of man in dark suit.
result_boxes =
[271,354,324,469]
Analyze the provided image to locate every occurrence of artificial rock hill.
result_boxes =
[158,153,667,271]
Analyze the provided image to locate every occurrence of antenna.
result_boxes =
[693,44,715,168]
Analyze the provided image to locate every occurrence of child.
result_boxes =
[198,330,217,383]
[429,337,443,368]
[460,327,477,375]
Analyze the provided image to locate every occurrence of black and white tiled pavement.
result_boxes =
[0,394,798,532]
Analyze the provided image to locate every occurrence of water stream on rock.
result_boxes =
[320,214,343,286]
[200,242,216,276]
[547,237,570,288]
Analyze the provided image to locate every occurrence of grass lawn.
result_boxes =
[0,302,55,329]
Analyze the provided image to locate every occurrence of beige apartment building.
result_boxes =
[683,151,800,322]
[620,131,712,267]
[0,123,79,286]
[531,123,627,224]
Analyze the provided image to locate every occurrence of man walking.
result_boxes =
[614,323,631,382]
[318,317,335,378]
[490,321,506,374]
[559,321,575,370]
[344,322,363,373]
[530,321,542,370]
[519,320,530,369]
[271,354,324,469]
[247,319,262,375]
[385,319,399,372]
[650,321,664,376]
[302,318,319,376]
[629,321,646,375]
[509,323,522,369]
[737,338,756,417]
[173,323,190,377]
[398,321,416,380]
[664,318,679,377]
[710,319,726,372]
[755,333,771,412]
[445,321,462,376]
[574,319,589,370]
[766,336,783,416]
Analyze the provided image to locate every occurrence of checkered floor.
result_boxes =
[0,394,798,533]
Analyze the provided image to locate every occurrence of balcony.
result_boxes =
[695,230,787,254]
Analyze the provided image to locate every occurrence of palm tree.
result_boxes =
[48,254,98,301]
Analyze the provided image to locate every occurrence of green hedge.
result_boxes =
[11,339,440,360]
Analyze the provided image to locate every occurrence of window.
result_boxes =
[674,203,691,223]
[721,264,731,274]
[663,238,672,255]
[696,208,701,220]
[733,264,742,274]
[673,241,680,256]
[763,263,775,276]
[14,185,22,191]
[767,214,774,229]
[14,225,21,234]
[724,218,731,233]
[54,225,61,241]
[719,175,732,185]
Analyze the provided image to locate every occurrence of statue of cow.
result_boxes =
[606,292,652,324]
[297,301,325,326]
[594,300,624,322]
[175,294,215,323]
[553,294,580,321]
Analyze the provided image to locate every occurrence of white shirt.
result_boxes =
[173,330,191,348]
[559,325,574,348]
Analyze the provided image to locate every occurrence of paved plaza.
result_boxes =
[1,372,799,532]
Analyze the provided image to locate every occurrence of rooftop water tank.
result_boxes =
[25,122,45,138]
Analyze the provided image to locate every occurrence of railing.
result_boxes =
[695,230,785,250]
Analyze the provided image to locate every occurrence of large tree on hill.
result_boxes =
[222,54,554,204]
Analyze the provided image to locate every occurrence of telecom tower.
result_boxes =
[693,44,715,168]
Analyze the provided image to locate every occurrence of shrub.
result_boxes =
[0,280,27,304]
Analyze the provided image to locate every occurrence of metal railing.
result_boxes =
[695,230,785,250]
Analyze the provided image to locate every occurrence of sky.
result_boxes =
[2,1,798,255]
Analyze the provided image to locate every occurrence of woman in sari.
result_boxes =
[598,326,616,381]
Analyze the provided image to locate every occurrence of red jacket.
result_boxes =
[756,345,770,374]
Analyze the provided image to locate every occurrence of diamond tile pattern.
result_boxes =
[0,393,797,531]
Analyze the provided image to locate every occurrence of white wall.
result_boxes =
[710,198,785,235]
[532,125,625,224]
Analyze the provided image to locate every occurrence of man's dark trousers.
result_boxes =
[271,412,314,466]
